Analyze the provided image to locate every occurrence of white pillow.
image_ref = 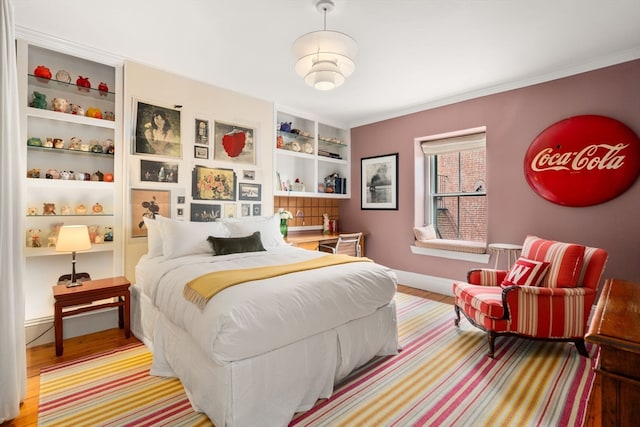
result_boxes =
[414,225,437,241]
[143,216,166,258]
[162,218,230,259]
[223,214,286,249]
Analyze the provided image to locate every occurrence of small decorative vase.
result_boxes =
[280,218,288,238]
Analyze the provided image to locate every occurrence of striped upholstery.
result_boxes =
[453,238,608,357]
[521,235,586,288]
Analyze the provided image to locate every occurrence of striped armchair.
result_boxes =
[453,236,608,358]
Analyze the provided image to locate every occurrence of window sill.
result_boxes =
[410,245,491,263]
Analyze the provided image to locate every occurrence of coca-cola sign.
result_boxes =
[524,115,640,207]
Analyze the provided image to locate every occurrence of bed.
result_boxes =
[130,214,399,427]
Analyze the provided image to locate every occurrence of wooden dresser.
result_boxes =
[586,278,640,427]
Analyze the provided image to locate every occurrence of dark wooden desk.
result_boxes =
[52,276,131,356]
[585,278,640,427]
[285,231,365,256]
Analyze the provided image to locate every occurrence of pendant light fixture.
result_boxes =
[292,0,357,91]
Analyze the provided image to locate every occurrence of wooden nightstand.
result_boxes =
[52,276,131,356]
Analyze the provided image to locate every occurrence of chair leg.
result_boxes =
[574,339,589,357]
[487,332,496,358]
[454,305,461,326]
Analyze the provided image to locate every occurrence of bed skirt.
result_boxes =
[131,285,399,427]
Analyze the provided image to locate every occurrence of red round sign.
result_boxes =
[524,115,640,207]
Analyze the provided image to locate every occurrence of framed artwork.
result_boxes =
[133,100,181,158]
[177,208,184,217]
[195,118,209,145]
[177,196,185,204]
[192,166,236,201]
[224,204,237,218]
[361,153,398,210]
[241,203,251,217]
[194,145,209,159]
[213,121,256,164]
[190,203,221,222]
[238,182,261,201]
[140,159,179,183]
[131,189,170,237]
[243,169,256,180]
[253,204,262,216]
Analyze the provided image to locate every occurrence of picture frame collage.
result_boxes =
[131,100,262,234]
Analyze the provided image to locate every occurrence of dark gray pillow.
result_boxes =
[207,231,266,256]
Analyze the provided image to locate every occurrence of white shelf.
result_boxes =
[27,106,116,129]
[25,242,115,257]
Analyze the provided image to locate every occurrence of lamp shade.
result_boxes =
[55,225,92,252]
[292,29,357,90]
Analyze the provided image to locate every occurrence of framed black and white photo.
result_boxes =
[213,121,256,165]
[242,169,256,180]
[238,182,261,201]
[194,145,209,160]
[252,204,262,216]
[190,203,221,222]
[133,100,181,158]
[241,203,251,217]
[361,153,398,210]
[195,118,209,145]
[140,159,179,183]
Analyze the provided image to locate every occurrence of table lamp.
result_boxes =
[55,225,92,287]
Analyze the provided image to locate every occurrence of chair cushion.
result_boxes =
[501,257,550,287]
[453,281,505,319]
[521,235,586,288]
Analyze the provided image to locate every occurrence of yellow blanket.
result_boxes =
[183,254,372,309]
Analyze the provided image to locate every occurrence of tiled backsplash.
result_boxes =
[274,196,340,227]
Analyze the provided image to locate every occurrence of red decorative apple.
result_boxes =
[76,76,91,92]
[98,82,109,96]
[222,131,246,158]
[33,65,52,80]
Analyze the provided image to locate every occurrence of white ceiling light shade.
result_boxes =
[292,0,357,91]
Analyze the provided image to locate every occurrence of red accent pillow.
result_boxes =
[501,257,551,287]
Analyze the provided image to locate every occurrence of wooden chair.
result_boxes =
[319,232,362,257]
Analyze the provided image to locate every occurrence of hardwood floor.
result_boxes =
[2,285,599,426]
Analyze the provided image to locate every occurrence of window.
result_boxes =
[421,130,487,242]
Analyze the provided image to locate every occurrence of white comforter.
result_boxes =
[137,245,397,364]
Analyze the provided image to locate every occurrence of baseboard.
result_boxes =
[25,307,120,348]
[393,269,454,296]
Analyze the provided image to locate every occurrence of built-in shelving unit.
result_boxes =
[17,38,123,321]
[275,109,350,198]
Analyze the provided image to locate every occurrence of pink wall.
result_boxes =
[342,59,640,283]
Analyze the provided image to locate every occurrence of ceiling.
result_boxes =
[13,0,640,128]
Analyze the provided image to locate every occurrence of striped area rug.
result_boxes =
[39,292,595,426]
[290,292,596,426]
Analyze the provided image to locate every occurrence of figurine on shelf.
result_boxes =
[27,168,40,178]
[76,76,91,92]
[42,203,56,215]
[26,228,42,248]
[43,138,53,148]
[92,171,104,181]
[46,223,64,247]
[104,139,115,154]
[52,97,69,113]
[27,207,38,216]
[33,65,52,80]
[55,69,71,83]
[103,227,113,242]
[68,137,82,150]
[104,111,115,121]
[53,138,65,149]
[46,169,60,179]
[27,137,43,147]
[279,122,292,132]
[30,92,47,109]
[103,172,114,182]
[69,104,84,115]
[92,203,104,214]
[323,213,330,235]
[98,82,109,95]
[88,225,100,243]
[60,205,71,215]
[75,204,87,215]
[85,107,102,119]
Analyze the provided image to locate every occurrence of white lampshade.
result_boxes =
[55,225,92,252]
[292,1,357,90]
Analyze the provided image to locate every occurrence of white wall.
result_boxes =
[122,61,275,281]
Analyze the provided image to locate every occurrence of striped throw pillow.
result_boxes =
[521,235,586,288]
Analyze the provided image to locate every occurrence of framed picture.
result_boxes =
[238,182,261,201]
[224,204,237,218]
[133,100,181,158]
[241,203,251,217]
[190,203,221,222]
[192,166,236,201]
[361,153,398,210]
[195,118,209,145]
[253,204,262,216]
[213,121,256,164]
[131,189,170,237]
[140,159,179,183]
[243,169,256,180]
[194,145,209,159]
